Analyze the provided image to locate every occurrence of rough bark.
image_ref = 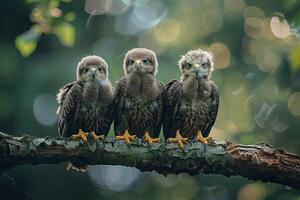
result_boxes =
[0,131,299,189]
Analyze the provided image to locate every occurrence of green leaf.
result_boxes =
[289,43,300,71]
[15,28,41,57]
[53,22,75,47]
[48,0,60,8]
[64,12,76,22]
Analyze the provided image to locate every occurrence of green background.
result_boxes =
[0,0,300,199]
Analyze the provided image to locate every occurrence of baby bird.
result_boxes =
[114,48,164,144]
[163,49,219,148]
[57,55,114,142]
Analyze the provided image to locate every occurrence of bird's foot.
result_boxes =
[91,131,105,141]
[115,130,136,144]
[143,132,160,144]
[71,129,89,142]
[167,130,188,149]
[196,132,212,144]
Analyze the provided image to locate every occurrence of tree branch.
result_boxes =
[0,131,299,189]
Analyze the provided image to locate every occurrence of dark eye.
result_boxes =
[185,63,192,69]
[83,68,89,73]
[98,67,102,72]
[202,62,207,67]
[143,59,149,64]
[128,59,134,65]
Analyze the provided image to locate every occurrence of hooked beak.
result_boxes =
[91,68,97,79]
[133,60,142,72]
[193,64,208,78]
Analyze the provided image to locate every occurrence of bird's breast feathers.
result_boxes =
[124,97,159,111]
[177,98,212,125]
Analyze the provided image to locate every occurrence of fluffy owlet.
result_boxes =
[163,49,219,148]
[114,48,164,144]
[57,55,114,142]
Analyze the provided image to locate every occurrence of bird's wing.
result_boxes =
[56,81,77,114]
[113,77,127,134]
[97,102,114,136]
[202,82,219,137]
[163,80,182,139]
[153,81,165,137]
[97,85,115,136]
[57,81,83,137]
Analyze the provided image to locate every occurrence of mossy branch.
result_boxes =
[0,131,299,189]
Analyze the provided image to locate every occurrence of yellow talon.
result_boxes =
[115,130,136,144]
[167,130,188,149]
[143,131,160,144]
[196,131,211,144]
[91,131,105,141]
[72,129,88,141]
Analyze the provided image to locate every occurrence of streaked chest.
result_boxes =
[178,98,211,118]
[82,83,100,103]
[124,96,158,117]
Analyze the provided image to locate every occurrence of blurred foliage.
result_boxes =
[289,44,300,71]
[1,0,300,200]
[15,0,75,57]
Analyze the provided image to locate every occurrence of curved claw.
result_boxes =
[91,132,105,141]
[196,132,212,144]
[167,130,188,149]
[143,132,160,144]
[72,129,88,142]
[115,130,136,144]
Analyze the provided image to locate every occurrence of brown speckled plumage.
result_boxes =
[163,49,219,140]
[57,55,114,138]
[114,48,164,138]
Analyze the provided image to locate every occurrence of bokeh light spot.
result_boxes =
[50,8,62,17]
[243,6,265,19]
[237,183,266,200]
[288,92,300,116]
[153,18,180,43]
[33,93,57,126]
[263,48,281,70]
[271,15,290,38]
[114,1,167,36]
[105,0,128,15]
[224,0,246,13]
[248,40,264,57]
[261,18,274,38]
[244,17,263,39]
[85,0,106,15]
[256,48,281,72]
[209,43,230,68]
[87,165,141,192]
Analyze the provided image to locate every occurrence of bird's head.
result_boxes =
[77,55,109,84]
[178,49,214,80]
[123,48,158,77]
